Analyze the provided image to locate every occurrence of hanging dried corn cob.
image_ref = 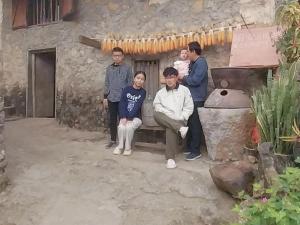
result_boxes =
[171,35,178,50]
[194,32,201,44]
[152,38,158,54]
[145,38,151,54]
[101,39,107,53]
[227,26,233,43]
[187,32,194,43]
[218,27,225,45]
[141,38,146,54]
[158,37,164,53]
[211,30,217,45]
[133,39,139,54]
[183,34,188,47]
[107,39,112,52]
[200,31,206,49]
[117,40,122,49]
[207,30,213,46]
[122,39,128,54]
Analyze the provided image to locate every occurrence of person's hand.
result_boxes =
[120,118,127,125]
[103,99,108,109]
[178,73,185,80]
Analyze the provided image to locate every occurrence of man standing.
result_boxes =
[103,47,133,148]
[153,67,194,168]
[180,41,208,160]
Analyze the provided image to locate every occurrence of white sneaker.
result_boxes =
[123,149,132,156]
[113,147,122,155]
[179,127,189,139]
[166,159,177,169]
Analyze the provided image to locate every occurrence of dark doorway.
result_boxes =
[27,49,56,118]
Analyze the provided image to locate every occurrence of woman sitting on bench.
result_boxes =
[113,71,146,156]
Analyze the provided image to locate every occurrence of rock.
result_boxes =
[209,161,256,197]
[107,2,120,12]
[257,142,278,187]
[149,0,171,5]
[247,155,257,164]
[192,0,204,12]
[198,108,255,161]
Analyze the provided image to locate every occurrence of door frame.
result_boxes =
[27,48,56,118]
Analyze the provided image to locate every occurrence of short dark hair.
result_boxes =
[163,67,178,77]
[112,47,124,54]
[134,71,146,80]
[188,41,202,55]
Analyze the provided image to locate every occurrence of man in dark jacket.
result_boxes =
[103,47,133,148]
[180,41,208,160]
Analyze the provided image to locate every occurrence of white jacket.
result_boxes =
[153,84,194,121]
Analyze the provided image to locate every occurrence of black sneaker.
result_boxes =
[185,153,202,161]
[105,141,116,149]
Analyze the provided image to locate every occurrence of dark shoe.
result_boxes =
[185,153,202,161]
[183,151,191,155]
[105,141,116,149]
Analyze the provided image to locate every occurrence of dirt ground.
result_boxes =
[0,118,236,225]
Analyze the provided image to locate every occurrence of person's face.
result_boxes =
[133,73,145,88]
[187,47,196,61]
[112,51,124,64]
[180,50,188,60]
[165,75,178,88]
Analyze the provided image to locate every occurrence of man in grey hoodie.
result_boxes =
[103,47,133,148]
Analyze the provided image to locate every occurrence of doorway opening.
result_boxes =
[27,49,56,118]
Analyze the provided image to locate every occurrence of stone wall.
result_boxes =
[1,0,276,130]
[0,96,8,192]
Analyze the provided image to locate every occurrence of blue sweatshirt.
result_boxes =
[182,57,208,102]
[119,86,146,120]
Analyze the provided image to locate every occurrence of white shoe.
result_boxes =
[123,149,132,156]
[166,159,177,169]
[179,127,189,139]
[113,147,122,155]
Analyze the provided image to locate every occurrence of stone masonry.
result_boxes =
[0,96,8,192]
[1,0,277,130]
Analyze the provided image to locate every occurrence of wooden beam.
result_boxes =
[79,35,101,49]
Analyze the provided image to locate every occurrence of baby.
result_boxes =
[173,49,190,80]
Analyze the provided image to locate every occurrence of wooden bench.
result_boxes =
[133,124,166,150]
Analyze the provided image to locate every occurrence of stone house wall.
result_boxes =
[0,0,8,193]
[1,0,276,130]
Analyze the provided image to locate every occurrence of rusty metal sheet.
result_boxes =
[229,26,281,67]
[60,0,76,20]
[12,0,28,29]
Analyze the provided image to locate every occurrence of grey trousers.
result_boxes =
[153,111,185,160]
[117,118,142,150]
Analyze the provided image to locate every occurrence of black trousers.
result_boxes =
[108,100,119,142]
[186,101,205,155]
